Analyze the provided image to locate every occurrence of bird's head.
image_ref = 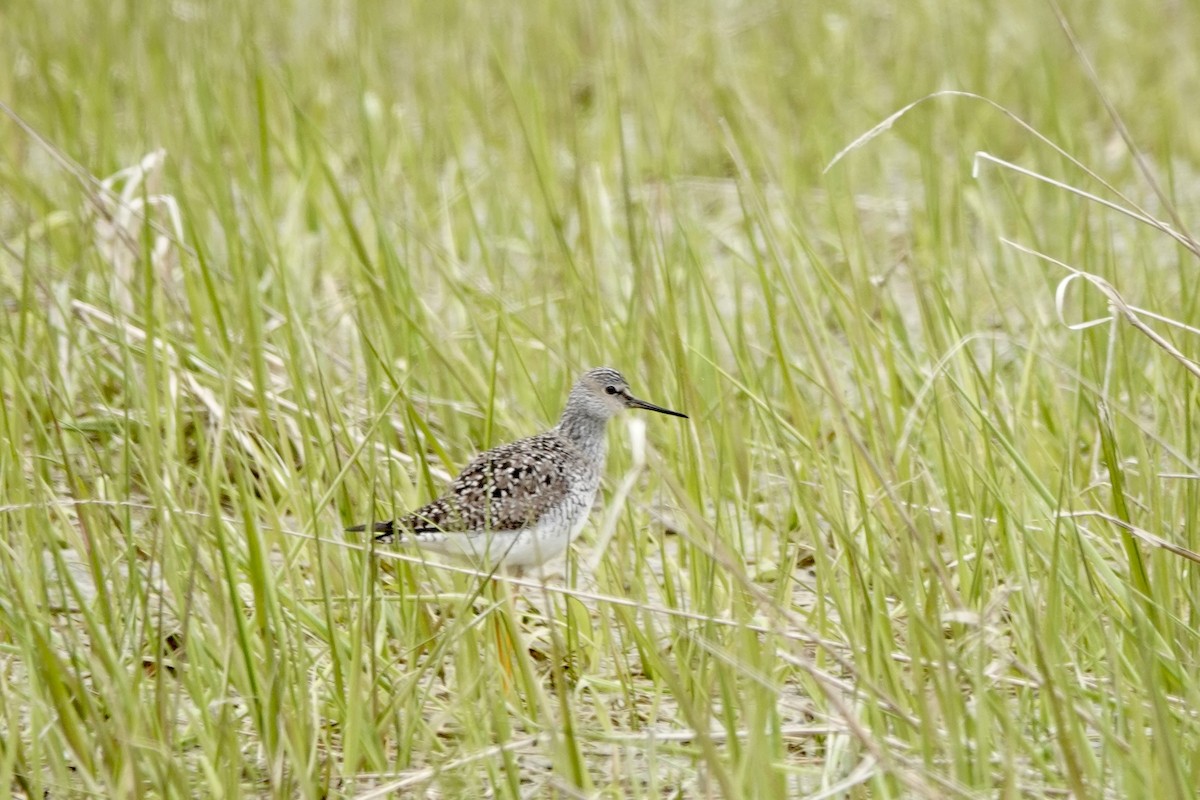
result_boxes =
[567,367,688,421]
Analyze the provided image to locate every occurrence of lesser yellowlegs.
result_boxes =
[349,367,687,572]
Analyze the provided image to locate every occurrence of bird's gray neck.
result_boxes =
[555,408,609,460]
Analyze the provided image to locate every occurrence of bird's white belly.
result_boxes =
[413,487,597,570]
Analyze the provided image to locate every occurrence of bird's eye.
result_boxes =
[605,385,618,395]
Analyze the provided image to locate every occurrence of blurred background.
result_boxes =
[2,1,1199,797]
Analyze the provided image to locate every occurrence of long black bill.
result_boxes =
[626,394,688,419]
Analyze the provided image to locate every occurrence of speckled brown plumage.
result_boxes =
[366,431,593,536]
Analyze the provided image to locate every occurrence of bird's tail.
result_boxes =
[346,520,400,543]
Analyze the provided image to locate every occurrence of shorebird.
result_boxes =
[349,367,687,572]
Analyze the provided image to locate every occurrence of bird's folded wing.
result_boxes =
[400,433,579,533]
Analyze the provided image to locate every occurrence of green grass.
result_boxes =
[3,0,1200,797]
